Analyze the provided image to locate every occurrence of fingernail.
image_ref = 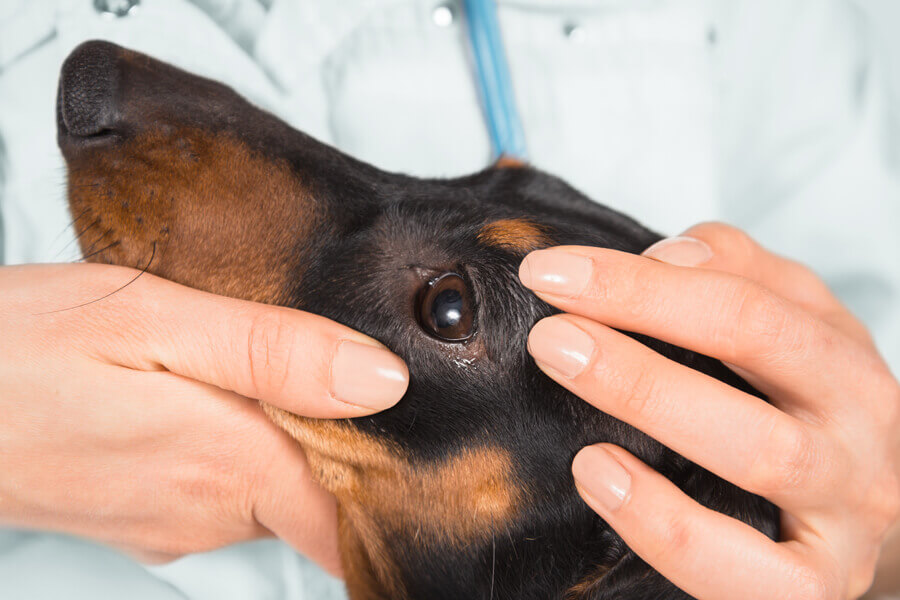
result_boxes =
[572,446,631,511]
[642,236,713,267]
[331,341,409,410]
[527,317,595,378]
[519,250,593,297]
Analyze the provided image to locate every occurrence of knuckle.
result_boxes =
[727,284,794,360]
[606,361,661,421]
[246,309,297,399]
[653,512,694,565]
[748,421,815,495]
[611,260,665,322]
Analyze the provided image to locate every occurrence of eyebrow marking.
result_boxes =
[477,218,551,252]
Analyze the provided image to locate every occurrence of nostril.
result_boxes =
[57,40,123,139]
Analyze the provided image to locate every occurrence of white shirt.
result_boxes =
[1,1,898,598]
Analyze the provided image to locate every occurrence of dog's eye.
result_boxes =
[417,273,475,342]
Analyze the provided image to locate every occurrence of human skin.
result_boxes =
[521,222,900,599]
[0,263,408,575]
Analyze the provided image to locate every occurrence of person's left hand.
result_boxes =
[518,222,900,600]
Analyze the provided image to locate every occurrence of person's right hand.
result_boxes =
[0,263,409,575]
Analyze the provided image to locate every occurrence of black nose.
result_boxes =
[57,41,123,139]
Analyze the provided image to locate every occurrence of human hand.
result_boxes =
[0,263,408,574]
[519,223,900,599]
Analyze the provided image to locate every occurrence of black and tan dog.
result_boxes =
[57,41,778,600]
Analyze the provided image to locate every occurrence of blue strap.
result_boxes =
[462,0,528,161]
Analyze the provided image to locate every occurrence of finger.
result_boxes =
[518,246,883,409]
[31,368,275,554]
[572,444,833,600]
[80,265,408,419]
[528,315,841,502]
[121,368,341,570]
[644,222,872,345]
[118,369,342,573]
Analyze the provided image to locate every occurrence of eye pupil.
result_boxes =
[432,289,463,329]
[417,273,475,342]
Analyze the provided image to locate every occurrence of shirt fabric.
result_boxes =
[0,0,898,598]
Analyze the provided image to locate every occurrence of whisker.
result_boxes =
[35,242,157,315]
[77,240,120,262]
[48,208,89,249]
[54,217,99,260]
[80,227,110,258]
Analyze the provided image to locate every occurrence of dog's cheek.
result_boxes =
[263,405,521,537]
[263,404,523,594]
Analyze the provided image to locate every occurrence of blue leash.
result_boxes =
[462,0,528,161]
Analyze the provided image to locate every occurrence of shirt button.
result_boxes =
[93,0,140,18]
[432,2,456,27]
[563,22,586,43]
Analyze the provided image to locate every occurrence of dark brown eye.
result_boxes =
[417,273,475,342]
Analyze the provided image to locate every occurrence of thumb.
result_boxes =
[91,268,409,418]
[251,420,344,577]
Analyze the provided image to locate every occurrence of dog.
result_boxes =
[56,41,778,600]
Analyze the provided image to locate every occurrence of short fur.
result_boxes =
[57,41,779,600]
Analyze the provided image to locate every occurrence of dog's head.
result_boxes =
[57,41,777,600]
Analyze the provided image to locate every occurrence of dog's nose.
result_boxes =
[57,41,122,140]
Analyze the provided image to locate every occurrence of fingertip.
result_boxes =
[518,248,593,297]
[679,220,732,238]
[572,444,632,513]
[519,251,537,288]
[677,222,756,267]
[527,315,595,379]
[330,340,409,413]
[642,236,713,267]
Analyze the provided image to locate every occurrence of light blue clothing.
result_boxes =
[1,0,899,599]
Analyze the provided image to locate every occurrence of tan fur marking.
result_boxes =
[477,218,550,252]
[339,507,400,600]
[263,405,520,598]
[263,406,519,542]
[494,155,525,168]
[68,128,315,304]
[565,565,612,599]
